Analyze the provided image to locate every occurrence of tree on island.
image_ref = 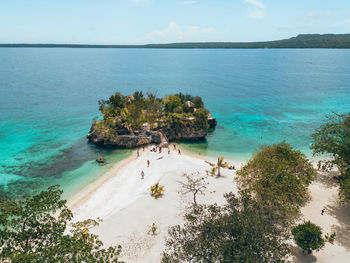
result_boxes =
[178,172,209,206]
[161,191,291,263]
[0,185,122,263]
[311,112,350,204]
[236,142,316,220]
[292,221,325,254]
[88,91,216,149]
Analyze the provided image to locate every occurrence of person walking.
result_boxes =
[178,149,181,155]
[168,148,170,154]
[141,170,144,179]
[147,160,150,167]
[137,150,139,157]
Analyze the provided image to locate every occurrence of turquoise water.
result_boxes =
[0,48,349,198]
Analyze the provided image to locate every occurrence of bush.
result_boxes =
[0,186,122,262]
[150,182,164,198]
[236,142,316,219]
[164,95,182,113]
[162,192,291,262]
[292,221,325,254]
[311,112,350,204]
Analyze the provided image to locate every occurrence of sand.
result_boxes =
[295,173,350,263]
[69,145,240,262]
[69,146,350,263]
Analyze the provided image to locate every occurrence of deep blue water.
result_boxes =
[0,48,349,197]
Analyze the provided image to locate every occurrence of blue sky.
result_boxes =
[1,0,350,44]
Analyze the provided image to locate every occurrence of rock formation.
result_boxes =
[87,92,217,148]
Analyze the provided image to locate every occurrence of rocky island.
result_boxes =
[87,91,216,148]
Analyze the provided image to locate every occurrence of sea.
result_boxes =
[1,48,349,199]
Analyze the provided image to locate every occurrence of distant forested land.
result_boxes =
[1,34,350,48]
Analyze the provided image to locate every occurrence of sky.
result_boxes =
[0,0,350,44]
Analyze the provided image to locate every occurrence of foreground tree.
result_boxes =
[292,221,325,254]
[162,192,291,263]
[178,172,208,206]
[311,112,350,204]
[236,142,316,218]
[0,185,122,263]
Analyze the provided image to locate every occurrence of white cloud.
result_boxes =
[325,10,335,18]
[306,12,318,19]
[131,0,150,5]
[331,18,350,27]
[244,0,264,9]
[178,0,197,5]
[243,0,265,19]
[136,22,223,43]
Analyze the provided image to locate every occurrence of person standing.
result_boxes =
[141,170,144,179]
[178,149,181,155]
[137,150,139,157]
[168,148,170,154]
[147,160,150,167]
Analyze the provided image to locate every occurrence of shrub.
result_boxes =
[150,182,164,198]
[311,112,350,205]
[236,142,316,219]
[164,95,182,113]
[292,221,325,254]
[162,192,291,262]
[0,185,122,262]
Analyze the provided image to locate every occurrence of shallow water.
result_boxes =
[0,48,349,198]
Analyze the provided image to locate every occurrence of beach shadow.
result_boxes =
[292,246,317,263]
[326,202,350,251]
[315,170,339,188]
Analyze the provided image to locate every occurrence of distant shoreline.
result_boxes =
[1,33,350,49]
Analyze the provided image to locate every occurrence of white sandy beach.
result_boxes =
[69,145,240,262]
[68,146,350,263]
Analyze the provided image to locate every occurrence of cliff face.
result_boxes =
[87,116,216,148]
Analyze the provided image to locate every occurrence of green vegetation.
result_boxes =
[96,91,208,131]
[209,156,229,177]
[311,112,350,204]
[161,192,291,263]
[236,142,316,218]
[147,222,158,236]
[163,142,318,262]
[150,182,164,198]
[292,221,325,254]
[2,34,350,48]
[325,232,337,244]
[0,185,122,263]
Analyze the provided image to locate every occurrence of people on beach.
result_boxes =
[141,170,144,179]
[137,150,139,157]
[168,148,170,154]
[321,208,325,215]
[143,146,145,151]
[147,160,150,167]
[178,149,181,155]
[173,144,176,150]
[159,147,162,153]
